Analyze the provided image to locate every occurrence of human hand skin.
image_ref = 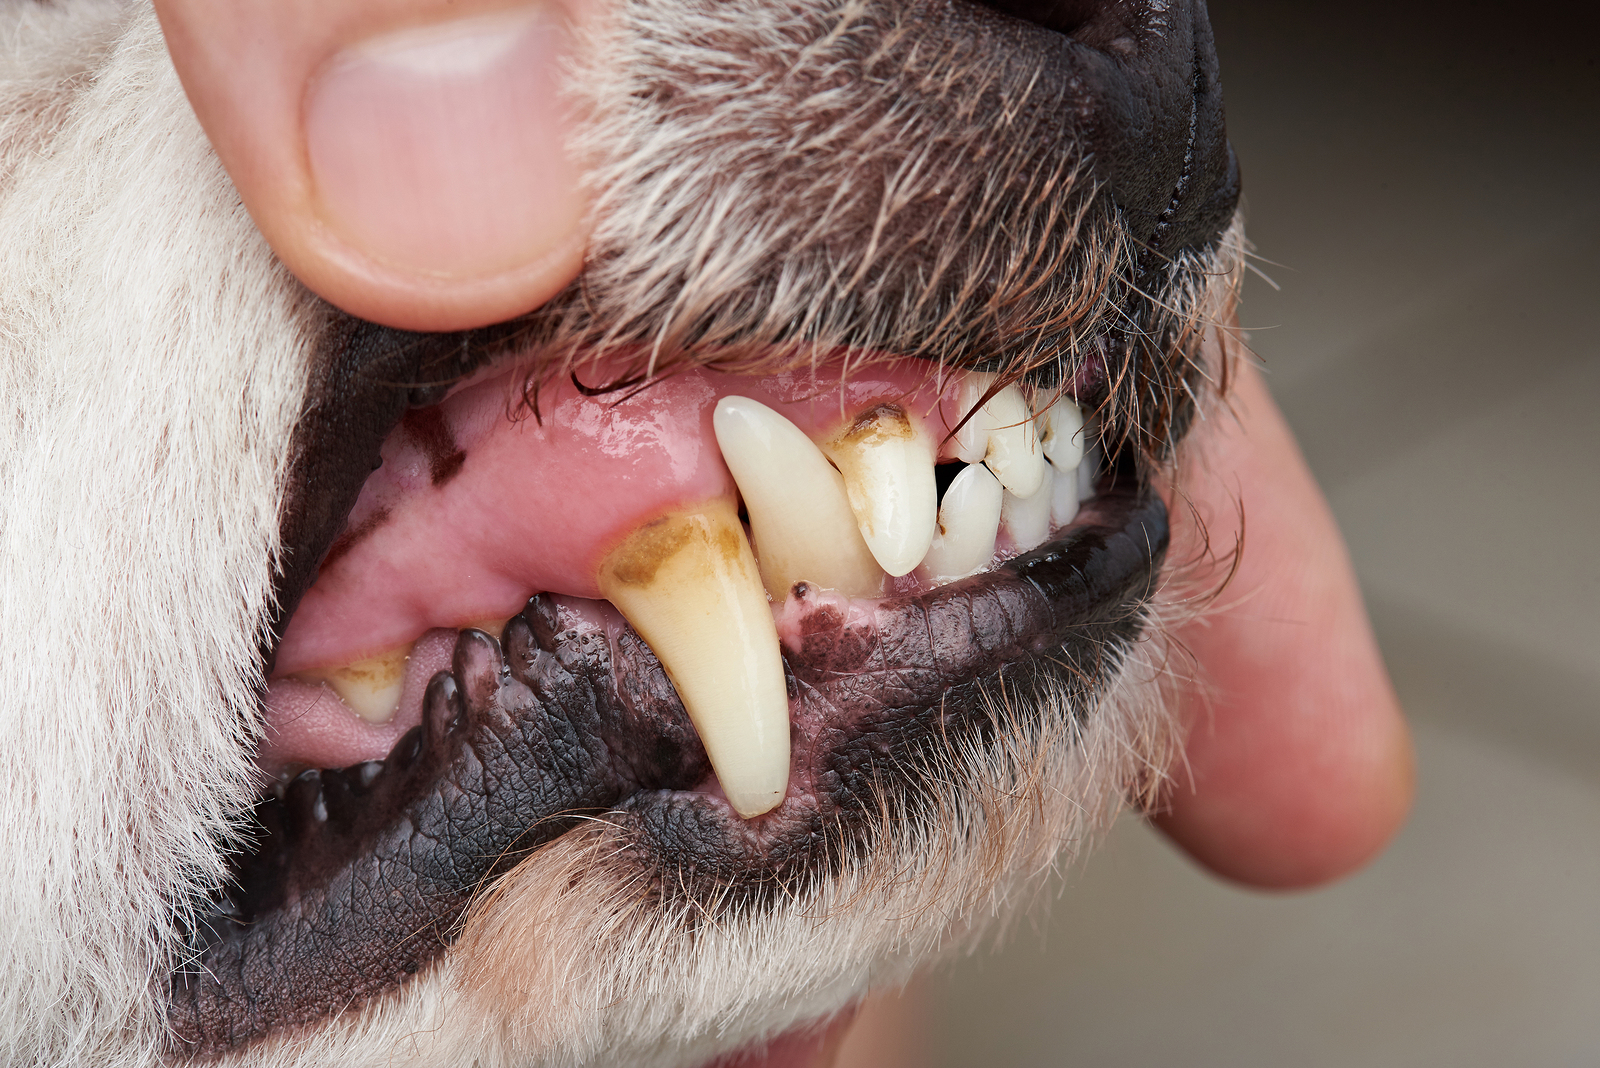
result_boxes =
[153,0,1414,1034]
[1157,353,1414,889]
[153,0,602,331]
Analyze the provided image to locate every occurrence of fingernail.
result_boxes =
[305,6,582,280]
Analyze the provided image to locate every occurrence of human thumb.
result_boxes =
[155,0,595,331]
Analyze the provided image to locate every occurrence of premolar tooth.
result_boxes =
[597,500,790,818]
[952,374,1046,498]
[920,463,1003,584]
[713,397,884,599]
[1001,463,1054,551]
[1038,397,1085,470]
[298,645,410,724]
[820,403,937,578]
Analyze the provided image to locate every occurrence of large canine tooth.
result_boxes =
[920,462,1003,584]
[597,501,790,818]
[1038,396,1085,470]
[713,397,884,599]
[1001,463,1054,551]
[820,403,937,578]
[953,373,1046,498]
[297,646,410,724]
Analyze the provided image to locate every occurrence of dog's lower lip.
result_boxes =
[170,450,1165,1054]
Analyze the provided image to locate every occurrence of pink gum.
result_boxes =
[273,357,970,679]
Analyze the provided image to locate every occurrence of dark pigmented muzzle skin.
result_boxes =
[975,0,1237,271]
[172,480,1168,1055]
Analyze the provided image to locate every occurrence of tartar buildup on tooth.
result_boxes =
[260,356,1097,794]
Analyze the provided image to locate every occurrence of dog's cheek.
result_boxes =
[0,7,323,1058]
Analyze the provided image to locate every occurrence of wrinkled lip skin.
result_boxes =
[161,0,1241,1060]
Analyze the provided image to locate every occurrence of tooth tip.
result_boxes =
[863,535,925,578]
[727,785,786,819]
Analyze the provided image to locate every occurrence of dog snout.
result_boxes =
[972,0,1238,262]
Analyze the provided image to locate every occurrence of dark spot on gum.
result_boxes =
[320,506,390,571]
[400,407,467,487]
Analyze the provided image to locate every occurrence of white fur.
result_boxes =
[0,1,1240,1064]
[0,6,316,1063]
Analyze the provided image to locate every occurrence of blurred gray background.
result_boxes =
[918,1,1600,1063]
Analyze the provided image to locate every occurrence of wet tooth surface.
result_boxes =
[1050,461,1081,527]
[1001,463,1054,551]
[294,646,410,724]
[954,374,1046,498]
[1039,397,1085,470]
[597,501,790,818]
[921,462,1003,584]
[713,396,885,599]
[1078,444,1102,502]
[821,403,937,577]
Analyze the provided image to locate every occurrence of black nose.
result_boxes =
[971,0,1239,267]
[970,0,1102,35]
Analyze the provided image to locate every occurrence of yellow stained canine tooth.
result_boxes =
[597,500,790,818]
[820,403,938,578]
[297,646,409,724]
[713,396,884,599]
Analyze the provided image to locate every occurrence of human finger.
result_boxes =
[154,0,598,330]
[1155,350,1415,888]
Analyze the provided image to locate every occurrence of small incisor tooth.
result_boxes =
[1038,396,1085,470]
[597,499,790,818]
[920,462,1003,584]
[713,396,884,599]
[820,403,937,578]
[298,646,409,724]
[1001,462,1054,551]
[953,374,1046,498]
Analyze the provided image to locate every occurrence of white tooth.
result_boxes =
[713,397,884,599]
[597,500,790,818]
[819,404,937,578]
[1050,461,1081,527]
[1078,443,1101,502]
[1001,463,1054,551]
[952,373,1046,498]
[297,645,409,724]
[920,462,1003,584]
[1037,396,1085,471]
[467,617,511,639]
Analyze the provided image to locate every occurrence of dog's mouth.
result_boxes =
[171,345,1168,1053]
[164,0,1241,1056]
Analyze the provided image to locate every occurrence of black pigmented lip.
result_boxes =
[169,468,1167,1055]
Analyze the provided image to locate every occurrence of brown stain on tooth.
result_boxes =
[833,403,913,448]
[601,508,748,590]
[600,514,701,588]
